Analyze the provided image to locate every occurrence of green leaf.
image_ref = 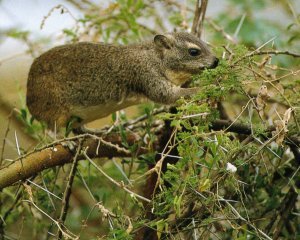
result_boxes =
[7,30,29,39]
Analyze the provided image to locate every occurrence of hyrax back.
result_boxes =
[26,32,218,129]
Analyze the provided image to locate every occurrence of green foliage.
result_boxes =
[6,29,30,40]
[16,107,46,140]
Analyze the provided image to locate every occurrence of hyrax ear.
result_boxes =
[154,34,173,49]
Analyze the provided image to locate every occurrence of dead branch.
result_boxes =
[57,141,82,240]
[234,49,300,65]
[191,0,209,38]
[247,50,300,58]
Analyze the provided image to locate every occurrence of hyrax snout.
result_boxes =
[26,32,218,129]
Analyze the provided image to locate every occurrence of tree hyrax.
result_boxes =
[26,32,219,129]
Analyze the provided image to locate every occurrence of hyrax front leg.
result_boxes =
[143,78,199,105]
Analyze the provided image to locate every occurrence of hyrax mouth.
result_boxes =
[207,57,219,69]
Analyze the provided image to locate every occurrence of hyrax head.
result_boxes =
[154,32,219,74]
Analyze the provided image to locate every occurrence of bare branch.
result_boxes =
[247,50,300,58]
[233,49,300,65]
[57,141,82,239]
[191,0,209,38]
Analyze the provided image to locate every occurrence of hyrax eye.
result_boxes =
[188,48,201,56]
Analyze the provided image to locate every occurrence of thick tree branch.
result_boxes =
[0,133,145,190]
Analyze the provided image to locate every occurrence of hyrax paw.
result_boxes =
[188,87,200,94]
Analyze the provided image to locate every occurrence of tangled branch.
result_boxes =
[0,119,298,191]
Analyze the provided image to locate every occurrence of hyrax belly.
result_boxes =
[70,94,148,124]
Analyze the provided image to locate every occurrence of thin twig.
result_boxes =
[23,200,77,240]
[0,190,22,229]
[233,14,246,38]
[268,188,298,240]
[83,151,151,203]
[247,50,300,58]
[0,112,13,166]
[245,65,300,132]
[286,0,300,26]
[234,48,300,66]
[27,179,61,201]
[206,18,236,43]
[40,173,57,209]
[57,140,82,239]
[40,4,78,30]
[14,131,21,157]
[191,0,209,38]
[77,170,95,201]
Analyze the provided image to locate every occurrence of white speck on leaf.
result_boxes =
[226,162,237,173]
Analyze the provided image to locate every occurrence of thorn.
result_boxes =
[14,130,21,156]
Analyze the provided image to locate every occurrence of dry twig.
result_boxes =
[191,0,209,38]
[57,140,83,239]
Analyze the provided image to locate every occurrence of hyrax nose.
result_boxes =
[210,57,219,69]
